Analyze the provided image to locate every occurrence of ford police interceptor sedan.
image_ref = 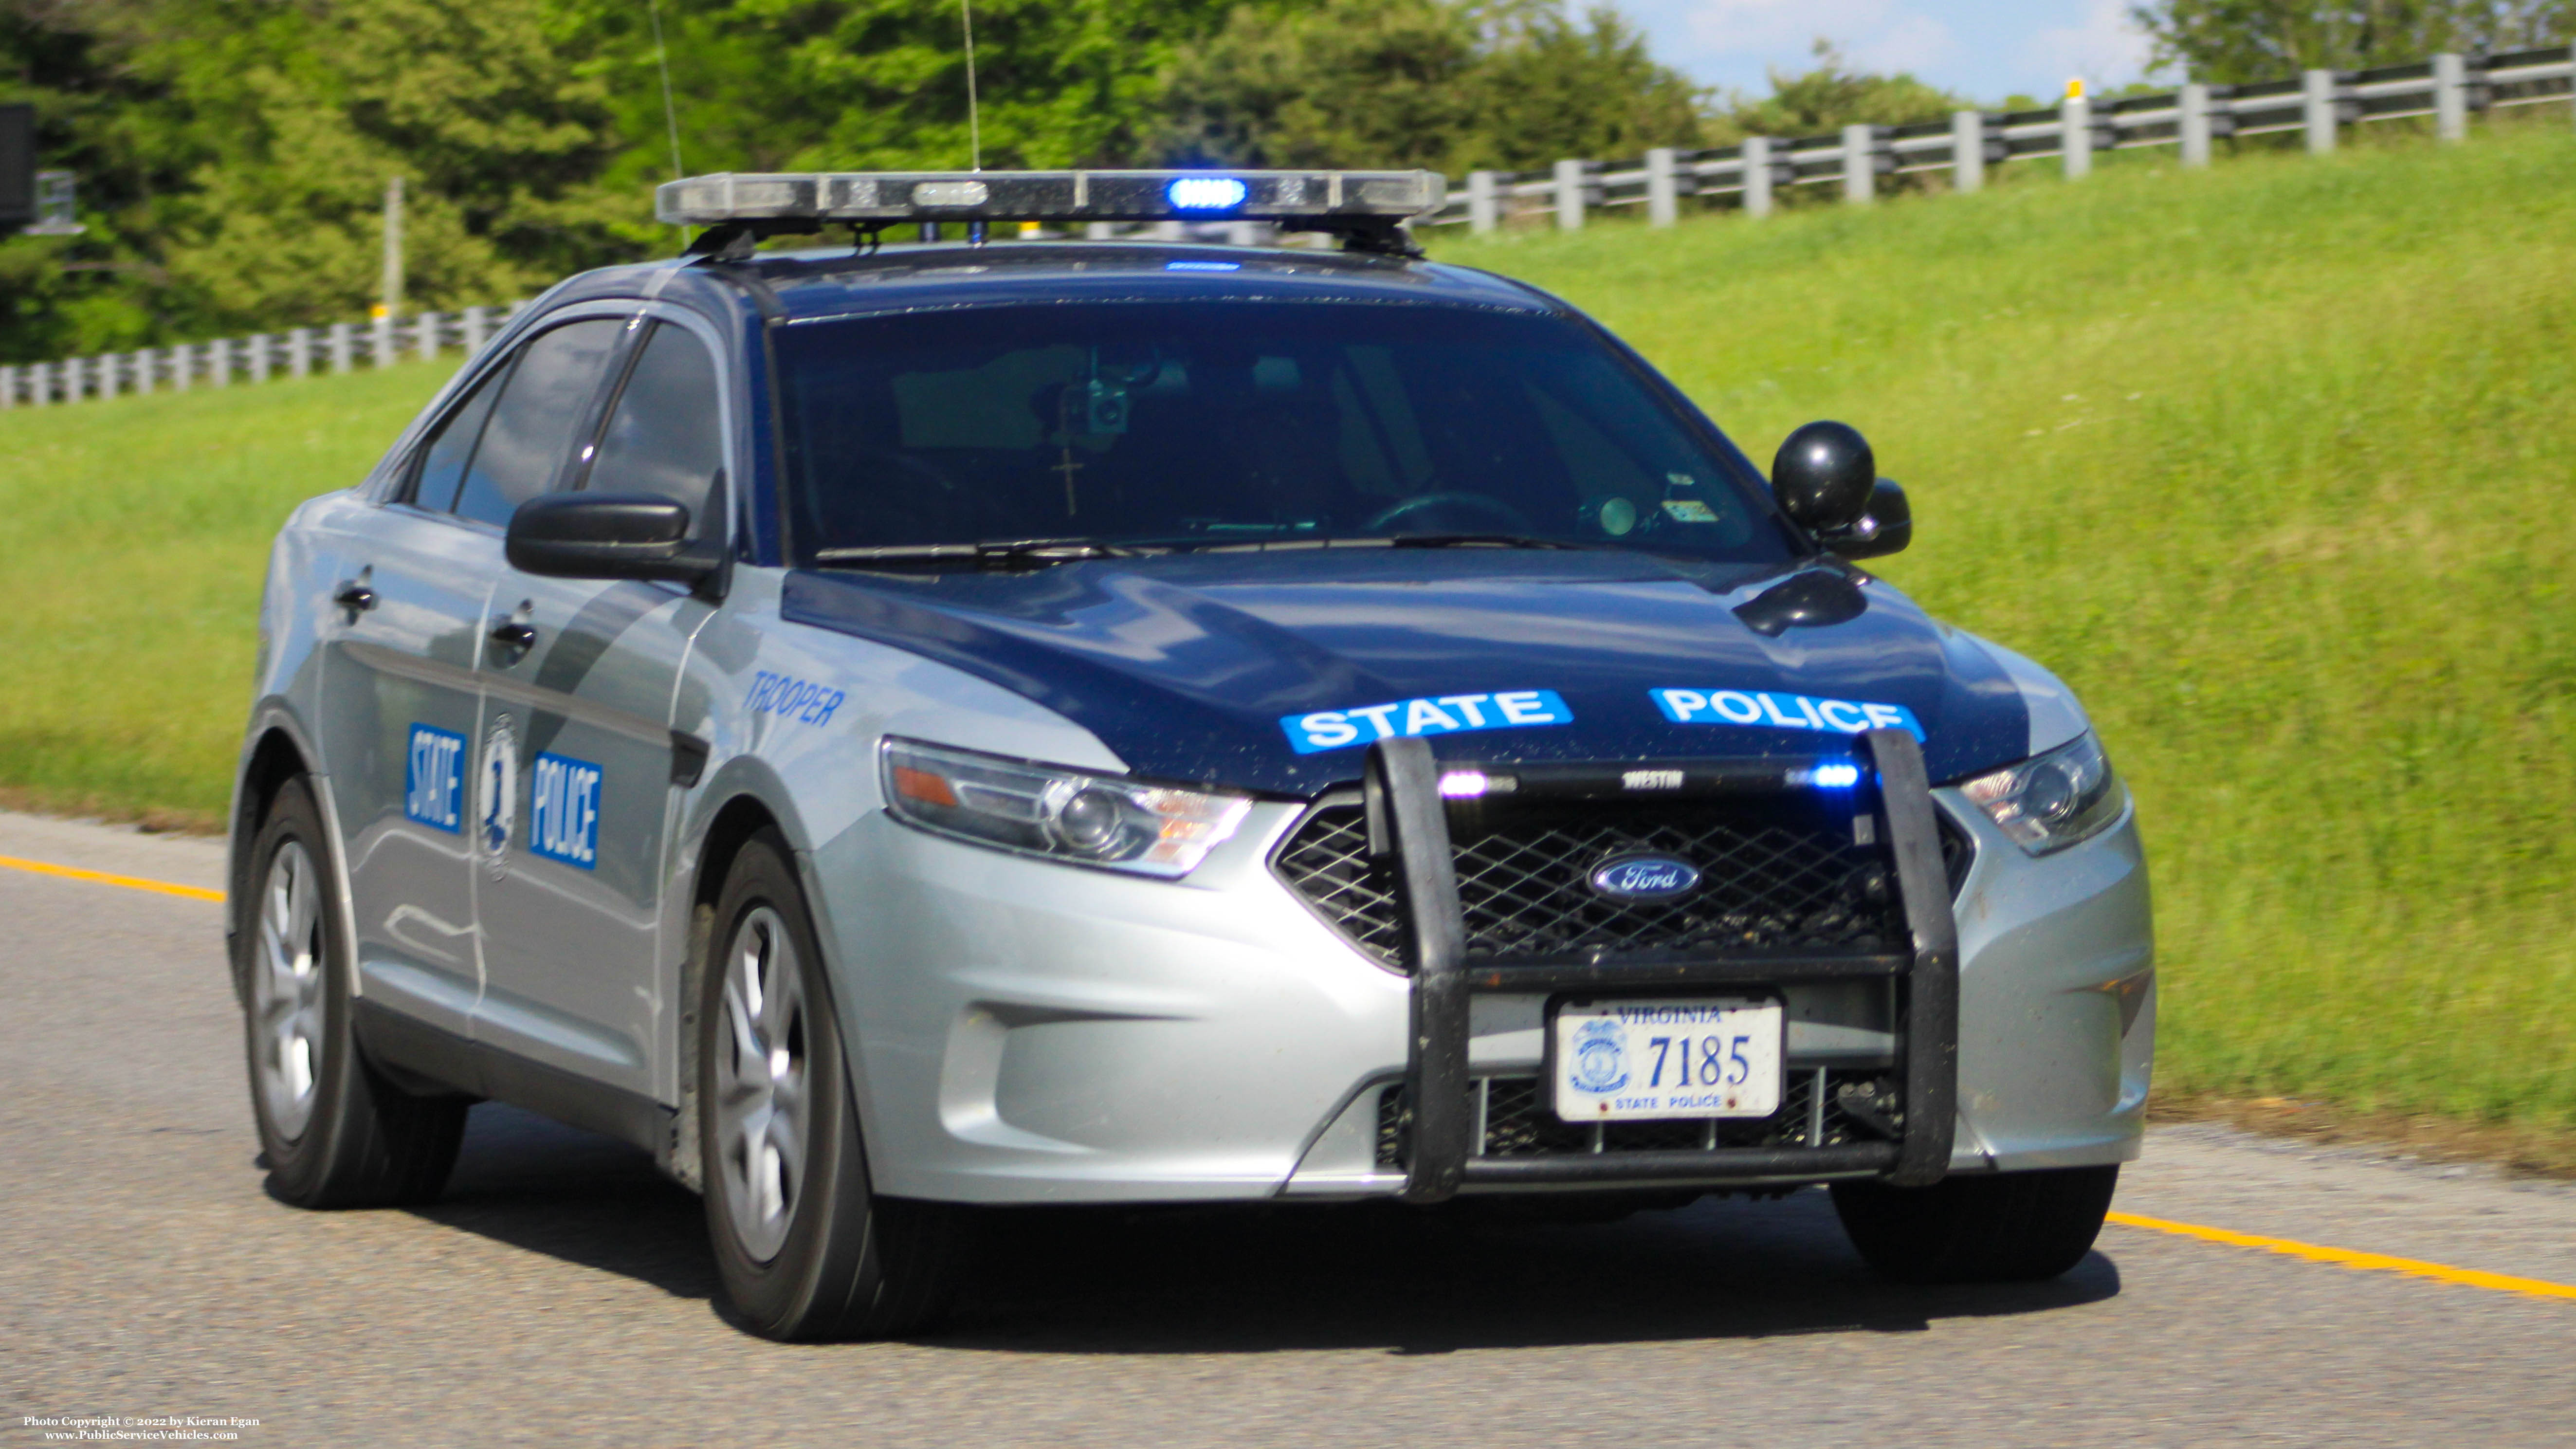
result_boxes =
[227,170,2151,1340]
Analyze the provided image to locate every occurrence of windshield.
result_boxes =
[775,301,1795,565]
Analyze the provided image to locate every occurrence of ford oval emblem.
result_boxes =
[1589,853,1702,901]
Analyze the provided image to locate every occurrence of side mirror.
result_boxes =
[1770,421,1876,533]
[506,493,716,585]
[1823,478,1912,560]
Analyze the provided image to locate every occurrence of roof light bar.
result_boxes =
[654,169,1447,228]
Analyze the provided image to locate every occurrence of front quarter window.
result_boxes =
[409,365,508,514]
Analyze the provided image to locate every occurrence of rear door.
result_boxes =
[310,367,512,1040]
[470,312,729,1105]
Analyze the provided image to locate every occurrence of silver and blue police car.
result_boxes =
[227,170,2152,1340]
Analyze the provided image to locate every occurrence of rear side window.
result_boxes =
[452,318,626,528]
[586,322,725,533]
[408,364,509,514]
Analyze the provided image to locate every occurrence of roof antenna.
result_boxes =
[647,0,688,238]
[961,0,982,171]
[960,0,986,244]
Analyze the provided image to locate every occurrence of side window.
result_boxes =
[585,322,725,533]
[453,317,627,529]
[407,363,511,514]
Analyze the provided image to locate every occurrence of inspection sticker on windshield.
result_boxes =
[1651,688,1925,740]
[1281,691,1572,754]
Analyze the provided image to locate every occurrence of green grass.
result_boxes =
[1434,121,2576,1135]
[0,365,451,823]
[2,122,2571,1134]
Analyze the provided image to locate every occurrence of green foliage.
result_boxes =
[1706,42,1967,143]
[2129,0,2569,82]
[136,0,633,327]
[0,0,1254,352]
[1158,0,1701,172]
[0,0,198,357]
[1438,121,2576,1130]
[585,0,1236,177]
[0,0,634,348]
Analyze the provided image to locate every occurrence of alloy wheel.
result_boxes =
[714,905,809,1262]
[251,841,328,1141]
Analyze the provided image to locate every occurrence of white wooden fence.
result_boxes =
[0,302,530,410]
[1428,45,2574,231]
[4,44,2569,409]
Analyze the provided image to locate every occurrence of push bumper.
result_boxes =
[1367,730,1957,1201]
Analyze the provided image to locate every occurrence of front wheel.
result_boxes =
[1830,1165,2119,1284]
[700,832,962,1339]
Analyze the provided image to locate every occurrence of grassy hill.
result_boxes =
[3,123,2570,1144]
[1431,126,2575,1146]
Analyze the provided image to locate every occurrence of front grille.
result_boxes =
[1373,1069,1901,1168]
[1276,797,1922,967]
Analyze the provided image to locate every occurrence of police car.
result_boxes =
[226,169,2152,1340]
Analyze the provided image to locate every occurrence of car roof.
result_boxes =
[551,241,1562,327]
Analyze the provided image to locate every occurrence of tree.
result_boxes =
[1158,0,1702,174]
[1158,0,1483,170]
[584,0,1239,181]
[135,0,630,327]
[1707,42,1966,143]
[1464,3,1705,168]
[2129,1,2570,83]
[0,0,202,357]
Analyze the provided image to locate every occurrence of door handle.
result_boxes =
[489,620,539,654]
[332,580,377,618]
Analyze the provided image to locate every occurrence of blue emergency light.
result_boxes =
[1165,176,1250,212]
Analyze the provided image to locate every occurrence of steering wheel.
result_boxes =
[822,449,976,542]
[1361,492,1536,536]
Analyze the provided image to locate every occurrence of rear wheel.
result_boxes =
[700,832,962,1339]
[1830,1165,2119,1284]
[242,775,466,1208]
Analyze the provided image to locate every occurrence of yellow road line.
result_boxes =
[0,853,225,903]
[2108,1211,2576,1302]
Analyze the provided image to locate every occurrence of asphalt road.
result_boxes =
[3,810,2570,1448]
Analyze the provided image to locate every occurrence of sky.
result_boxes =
[1622,0,2164,107]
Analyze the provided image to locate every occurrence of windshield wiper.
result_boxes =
[812,538,1149,569]
[1174,533,1608,554]
[1381,533,1605,550]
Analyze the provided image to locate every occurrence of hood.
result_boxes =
[782,550,2030,796]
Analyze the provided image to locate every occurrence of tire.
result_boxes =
[700,831,962,1340]
[1831,1165,2119,1284]
[241,775,467,1208]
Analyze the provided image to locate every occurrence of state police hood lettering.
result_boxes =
[781,550,2029,796]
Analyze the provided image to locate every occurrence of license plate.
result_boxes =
[1552,997,1784,1123]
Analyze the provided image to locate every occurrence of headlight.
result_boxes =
[1958,732,2126,855]
[880,738,1252,878]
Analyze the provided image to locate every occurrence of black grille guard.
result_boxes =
[1364,728,1959,1203]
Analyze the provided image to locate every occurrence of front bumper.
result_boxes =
[810,737,2152,1205]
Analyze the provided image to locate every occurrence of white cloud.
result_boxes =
[1846,14,1957,77]
[2022,0,2155,91]
[1663,0,1954,84]
[1631,0,2155,102]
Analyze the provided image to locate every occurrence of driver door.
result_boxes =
[470,313,729,1112]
